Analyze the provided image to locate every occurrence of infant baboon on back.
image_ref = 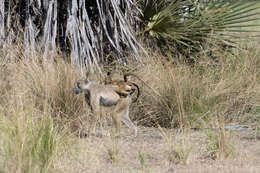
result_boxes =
[104,72,140,102]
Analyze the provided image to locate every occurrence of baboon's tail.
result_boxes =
[124,73,161,97]
[131,82,140,103]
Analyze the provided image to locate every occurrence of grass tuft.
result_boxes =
[0,107,64,173]
[159,127,192,165]
[204,123,236,160]
[106,139,120,164]
[138,151,148,169]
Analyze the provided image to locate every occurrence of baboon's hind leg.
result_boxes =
[88,102,100,136]
[117,97,137,137]
[99,107,111,136]
[121,110,138,137]
[111,98,129,136]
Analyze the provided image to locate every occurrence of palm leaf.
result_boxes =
[139,0,260,55]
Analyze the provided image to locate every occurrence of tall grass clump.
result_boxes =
[0,46,85,171]
[204,120,236,160]
[0,44,92,172]
[159,127,192,165]
[131,41,260,129]
[105,139,121,164]
[0,107,63,173]
[4,53,89,133]
[205,128,236,160]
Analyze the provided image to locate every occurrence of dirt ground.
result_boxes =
[54,126,260,173]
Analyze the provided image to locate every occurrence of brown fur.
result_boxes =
[74,79,137,137]
[104,72,140,102]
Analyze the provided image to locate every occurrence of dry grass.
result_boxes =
[0,48,87,172]
[159,127,192,165]
[105,138,121,164]
[2,55,88,132]
[0,41,259,172]
[52,127,260,173]
[204,127,236,160]
[130,42,260,129]
[0,105,65,173]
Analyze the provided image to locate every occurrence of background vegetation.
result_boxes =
[0,0,260,172]
[1,0,260,69]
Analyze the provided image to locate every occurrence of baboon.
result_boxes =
[104,72,140,102]
[104,71,161,101]
[74,79,137,137]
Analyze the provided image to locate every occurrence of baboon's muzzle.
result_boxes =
[74,87,82,94]
[74,82,82,94]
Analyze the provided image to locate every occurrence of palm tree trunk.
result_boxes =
[0,0,143,72]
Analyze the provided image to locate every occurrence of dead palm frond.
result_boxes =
[0,0,143,72]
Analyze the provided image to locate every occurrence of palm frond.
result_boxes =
[139,0,260,55]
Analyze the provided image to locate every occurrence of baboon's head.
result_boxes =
[74,79,89,94]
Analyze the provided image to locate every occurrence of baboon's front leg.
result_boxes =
[99,107,108,136]
[88,99,100,136]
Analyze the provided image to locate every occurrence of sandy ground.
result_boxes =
[54,126,260,173]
